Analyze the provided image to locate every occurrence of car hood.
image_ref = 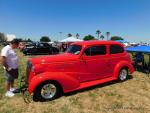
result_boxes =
[30,53,79,65]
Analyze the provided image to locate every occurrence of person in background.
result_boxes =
[62,43,67,52]
[0,39,20,97]
[134,52,144,71]
[18,42,25,51]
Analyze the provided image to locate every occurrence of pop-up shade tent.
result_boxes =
[115,40,127,43]
[126,45,150,73]
[126,45,150,54]
[60,37,83,42]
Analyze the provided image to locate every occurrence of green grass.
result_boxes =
[0,47,150,113]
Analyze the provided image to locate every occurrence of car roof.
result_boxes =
[72,40,123,46]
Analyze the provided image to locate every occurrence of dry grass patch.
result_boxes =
[0,47,150,113]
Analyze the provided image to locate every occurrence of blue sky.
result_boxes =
[0,0,150,42]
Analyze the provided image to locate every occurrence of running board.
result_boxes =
[65,77,117,93]
[79,77,117,89]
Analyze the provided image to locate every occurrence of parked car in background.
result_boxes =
[23,41,135,101]
[22,42,59,55]
[2,42,9,46]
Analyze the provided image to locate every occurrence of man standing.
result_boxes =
[1,39,20,97]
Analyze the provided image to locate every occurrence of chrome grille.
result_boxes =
[26,61,32,82]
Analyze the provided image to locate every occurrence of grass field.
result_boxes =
[0,47,150,113]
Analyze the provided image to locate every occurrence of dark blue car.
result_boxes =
[23,42,59,55]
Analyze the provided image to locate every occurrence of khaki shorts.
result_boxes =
[5,69,18,83]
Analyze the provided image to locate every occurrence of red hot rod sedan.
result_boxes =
[25,41,134,101]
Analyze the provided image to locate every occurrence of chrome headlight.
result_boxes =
[26,61,32,76]
[31,66,35,72]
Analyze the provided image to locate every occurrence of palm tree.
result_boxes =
[59,32,62,39]
[59,32,62,34]
[106,32,110,40]
[96,30,101,39]
[76,33,80,39]
[67,33,72,37]
[100,35,104,40]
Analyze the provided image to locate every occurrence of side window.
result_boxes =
[44,43,51,48]
[110,45,124,54]
[38,43,46,48]
[84,45,106,56]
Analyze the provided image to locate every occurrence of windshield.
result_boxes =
[66,45,82,55]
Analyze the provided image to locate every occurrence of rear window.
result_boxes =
[84,45,106,56]
[110,45,124,54]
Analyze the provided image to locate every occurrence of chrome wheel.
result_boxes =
[119,69,128,81]
[41,83,57,99]
[34,81,62,101]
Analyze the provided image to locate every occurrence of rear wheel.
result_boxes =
[33,81,62,101]
[118,68,128,81]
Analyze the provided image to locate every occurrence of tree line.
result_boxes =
[0,30,124,43]
[67,30,124,41]
[0,32,7,42]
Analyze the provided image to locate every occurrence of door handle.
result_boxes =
[106,61,111,67]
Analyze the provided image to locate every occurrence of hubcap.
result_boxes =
[119,69,127,81]
[41,83,56,99]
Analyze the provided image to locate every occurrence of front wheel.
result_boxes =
[118,68,128,81]
[33,81,62,101]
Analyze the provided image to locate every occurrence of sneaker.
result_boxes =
[10,88,16,92]
[5,91,15,97]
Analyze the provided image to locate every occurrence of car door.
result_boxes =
[79,45,111,82]
[43,43,52,54]
[108,44,125,73]
[38,43,48,54]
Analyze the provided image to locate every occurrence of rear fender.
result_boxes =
[113,61,135,78]
[28,72,80,94]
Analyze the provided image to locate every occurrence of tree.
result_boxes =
[100,35,104,40]
[76,33,80,39]
[17,38,23,42]
[110,36,124,41]
[83,35,95,41]
[40,36,51,42]
[96,30,101,39]
[24,38,33,42]
[0,32,7,42]
[106,32,110,40]
[67,33,72,37]
[26,38,33,42]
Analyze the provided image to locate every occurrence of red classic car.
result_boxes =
[25,41,134,101]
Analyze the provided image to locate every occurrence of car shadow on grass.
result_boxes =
[32,75,133,102]
[64,75,133,97]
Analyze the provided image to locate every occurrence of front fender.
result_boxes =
[28,72,80,94]
[113,61,135,78]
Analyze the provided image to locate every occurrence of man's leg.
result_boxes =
[10,80,17,92]
[10,81,14,89]
[5,82,11,91]
[5,72,15,97]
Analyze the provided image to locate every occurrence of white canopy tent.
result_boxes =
[59,37,83,42]
[6,34,16,41]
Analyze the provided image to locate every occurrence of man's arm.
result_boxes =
[1,56,9,69]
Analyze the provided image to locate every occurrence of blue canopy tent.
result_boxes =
[126,45,150,54]
[126,45,150,73]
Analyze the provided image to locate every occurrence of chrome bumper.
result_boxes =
[20,76,32,103]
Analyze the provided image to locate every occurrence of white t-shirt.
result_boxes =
[1,45,18,69]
